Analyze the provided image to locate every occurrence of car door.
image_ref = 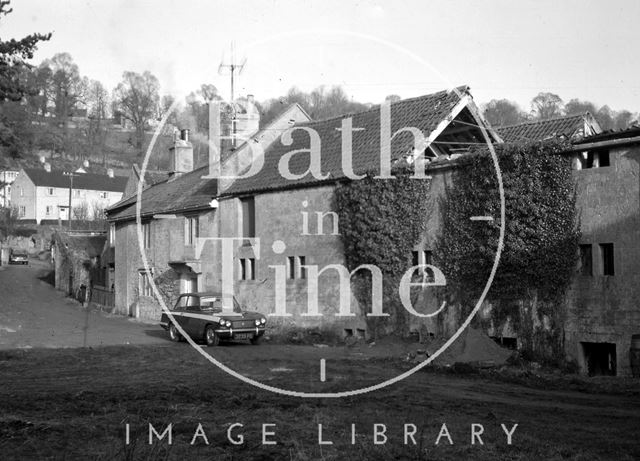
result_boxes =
[170,295,189,331]
[183,296,203,338]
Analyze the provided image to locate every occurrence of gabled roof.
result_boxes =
[221,86,485,197]
[106,165,218,222]
[21,168,127,192]
[496,113,600,143]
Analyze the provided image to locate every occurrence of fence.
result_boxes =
[91,285,115,308]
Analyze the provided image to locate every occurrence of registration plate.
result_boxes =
[234,333,252,340]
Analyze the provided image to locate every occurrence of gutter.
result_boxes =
[568,135,640,152]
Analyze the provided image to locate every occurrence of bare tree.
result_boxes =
[531,92,564,120]
[113,71,160,156]
[482,99,528,127]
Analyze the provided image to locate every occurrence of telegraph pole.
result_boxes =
[63,171,78,231]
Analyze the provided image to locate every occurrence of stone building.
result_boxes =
[562,126,640,376]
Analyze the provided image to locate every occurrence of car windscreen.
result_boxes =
[200,296,241,313]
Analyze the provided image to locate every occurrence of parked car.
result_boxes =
[9,249,28,265]
[160,292,266,346]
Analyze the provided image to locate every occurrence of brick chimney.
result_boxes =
[170,129,193,177]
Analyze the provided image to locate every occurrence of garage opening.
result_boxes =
[581,342,617,376]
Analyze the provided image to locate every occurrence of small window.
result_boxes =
[45,205,52,216]
[579,244,592,276]
[100,191,108,199]
[412,251,420,267]
[239,258,256,281]
[240,197,256,238]
[139,270,153,297]
[142,222,151,249]
[19,186,23,197]
[184,215,199,246]
[598,150,610,167]
[600,243,614,276]
[581,150,611,169]
[19,205,25,217]
[297,256,306,279]
[287,256,295,280]
[47,187,54,195]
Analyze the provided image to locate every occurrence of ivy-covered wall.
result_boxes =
[435,140,580,362]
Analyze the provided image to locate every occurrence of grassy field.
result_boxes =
[0,344,638,460]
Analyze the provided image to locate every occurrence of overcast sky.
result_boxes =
[2,0,639,112]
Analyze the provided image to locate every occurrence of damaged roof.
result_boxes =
[106,165,217,222]
[221,86,477,197]
[53,232,106,258]
[497,113,599,143]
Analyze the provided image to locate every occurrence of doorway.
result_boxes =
[581,342,617,376]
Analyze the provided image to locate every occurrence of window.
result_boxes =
[47,187,54,196]
[45,206,52,216]
[184,215,199,246]
[100,191,108,199]
[19,205,25,217]
[600,243,614,276]
[240,197,255,238]
[142,222,151,249]
[287,256,295,280]
[239,258,256,281]
[579,244,592,276]
[286,256,306,280]
[410,249,434,282]
[579,150,611,169]
[297,256,306,279]
[109,224,116,247]
[139,270,153,297]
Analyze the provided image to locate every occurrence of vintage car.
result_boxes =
[160,292,266,346]
[9,249,28,265]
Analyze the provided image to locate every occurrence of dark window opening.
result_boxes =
[344,329,353,337]
[579,244,592,276]
[298,256,306,279]
[287,256,295,280]
[599,150,610,167]
[600,243,614,276]
[491,336,518,350]
[581,342,616,376]
[412,250,420,267]
[240,197,255,238]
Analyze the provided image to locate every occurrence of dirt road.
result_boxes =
[0,259,167,349]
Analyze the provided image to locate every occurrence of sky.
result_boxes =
[1,0,639,112]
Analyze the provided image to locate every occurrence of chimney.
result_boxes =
[107,168,114,178]
[170,127,194,177]
[44,163,51,172]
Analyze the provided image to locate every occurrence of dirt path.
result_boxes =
[0,260,167,349]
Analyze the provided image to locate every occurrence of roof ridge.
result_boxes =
[498,113,585,130]
[294,85,469,127]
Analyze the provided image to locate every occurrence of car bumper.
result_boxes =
[215,327,265,340]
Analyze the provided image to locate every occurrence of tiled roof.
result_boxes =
[106,165,217,222]
[21,168,127,192]
[496,114,589,143]
[221,86,471,197]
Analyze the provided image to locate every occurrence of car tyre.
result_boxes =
[168,323,182,342]
[205,325,219,347]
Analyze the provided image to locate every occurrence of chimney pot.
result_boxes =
[180,129,190,142]
[107,168,114,178]
[44,163,51,172]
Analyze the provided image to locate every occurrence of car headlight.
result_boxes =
[260,318,266,324]
[255,319,261,326]
[225,320,232,327]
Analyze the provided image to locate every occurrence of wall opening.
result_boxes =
[581,342,617,376]
[491,336,518,350]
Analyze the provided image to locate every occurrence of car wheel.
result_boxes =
[250,336,261,345]
[168,323,182,342]
[205,325,219,347]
